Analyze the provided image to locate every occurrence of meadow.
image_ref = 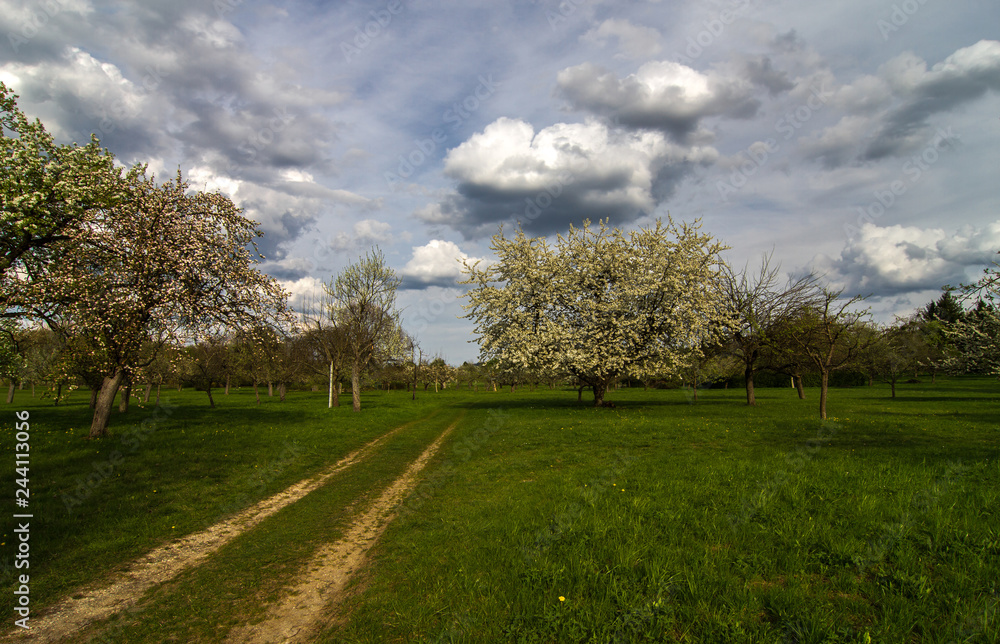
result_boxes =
[1,377,998,642]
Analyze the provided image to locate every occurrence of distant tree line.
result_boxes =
[4,79,998,431]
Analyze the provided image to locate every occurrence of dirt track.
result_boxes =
[226,418,459,643]
[1,414,448,644]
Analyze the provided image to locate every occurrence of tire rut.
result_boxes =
[225,414,462,644]
[2,414,434,644]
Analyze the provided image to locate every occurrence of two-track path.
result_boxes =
[3,411,460,644]
[227,417,459,643]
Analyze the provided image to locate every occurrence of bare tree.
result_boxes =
[787,289,874,419]
[327,248,404,412]
[298,293,349,408]
[721,252,821,405]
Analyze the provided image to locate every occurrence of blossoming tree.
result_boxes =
[25,169,290,437]
[461,218,731,406]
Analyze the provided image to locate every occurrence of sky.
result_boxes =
[2,0,999,364]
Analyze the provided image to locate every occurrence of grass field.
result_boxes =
[2,378,998,642]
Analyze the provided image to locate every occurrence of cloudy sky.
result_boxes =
[3,0,999,363]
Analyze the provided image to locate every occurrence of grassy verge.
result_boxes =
[324,378,1000,643]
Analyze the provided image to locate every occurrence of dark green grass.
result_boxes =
[324,378,1000,644]
[0,386,442,619]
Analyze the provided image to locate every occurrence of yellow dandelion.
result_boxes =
[559,596,565,602]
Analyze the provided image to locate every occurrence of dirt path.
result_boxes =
[3,417,425,644]
[225,417,460,644]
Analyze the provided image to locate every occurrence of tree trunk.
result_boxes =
[144,383,152,403]
[205,384,215,408]
[745,365,756,406]
[253,381,261,405]
[90,370,125,438]
[278,382,287,402]
[577,386,583,402]
[31,383,35,398]
[819,370,829,420]
[329,361,335,408]
[177,383,182,391]
[794,374,805,399]
[225,374,231,395]
[890,377,897,399]
[351,362,361,412]
[6,383,14,404]
[592,382,607,407]
[90,386,99,409]
[268,382,273,397]
[118,380,132,413]
[55,382,62,405]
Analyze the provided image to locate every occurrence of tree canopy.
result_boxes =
[461,218,730,406]
[1,81,127,311]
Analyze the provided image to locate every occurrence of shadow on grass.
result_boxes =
[452,394,741,411]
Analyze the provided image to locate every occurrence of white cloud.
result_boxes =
[814,220,1000,296]
[278,275,325,315]
[399,240,483,289]
[424,117,718,238]
[556,60,759,139]
[802,40,1000,165]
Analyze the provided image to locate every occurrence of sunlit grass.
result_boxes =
[2,378,998,642]
[325,378,1000,643]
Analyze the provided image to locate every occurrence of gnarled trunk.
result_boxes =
[118,379,132,413]
[90,370,125,438]
[592,381,608,407]
[794,374,805,399]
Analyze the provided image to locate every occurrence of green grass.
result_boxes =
[324,379,1000,643]
[2,378,999,643]
[0,385,443,618]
